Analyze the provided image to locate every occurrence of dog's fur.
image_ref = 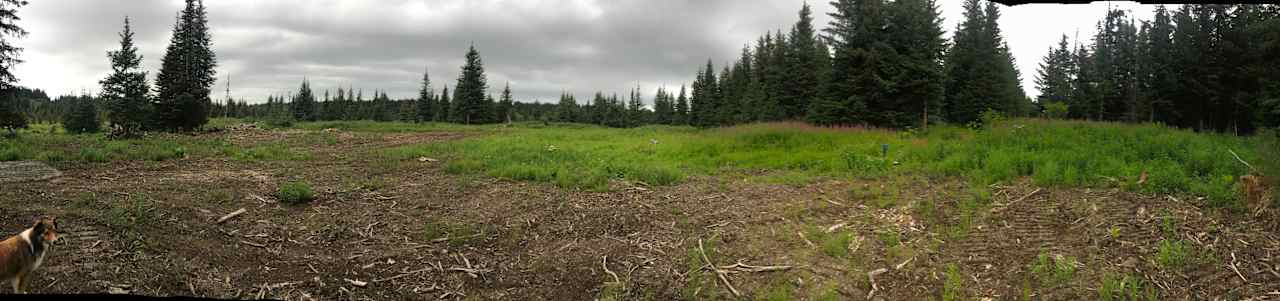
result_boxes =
[0,217,59,294]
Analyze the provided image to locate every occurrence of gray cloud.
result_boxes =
[14,0,1164,105]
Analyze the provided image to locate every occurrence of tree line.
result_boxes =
[0,0,216,136]
[571,0,1028,129]
[1035,4,1280,133]
[4,1,1280,136]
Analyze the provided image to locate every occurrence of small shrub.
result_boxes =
[843,149,891,175]
[1043,101,1069,119]
[105,194,157,238]
[276,180,316,204]
[231,143,309,161]
[422,217,484,247]
[820,231,854,258]
[358,177,388,191]
[79,148,108,162]
[1098,272,1158,301]
[63,97,101,134]
[942,264,964,301]
[1155,239,1188,270]
[1029,252,1077,286]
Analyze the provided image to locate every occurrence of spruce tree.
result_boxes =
[65,95,101,134]
[438,85,451,122]
[1248,5,1280,129]
[100,17,152,136]
[716,65,736,125]
[498,83,513,123]
[943,0,1024,124]
[627,86,644,127]
[330,87,346,121]
[1035,35,1074,111]
[675,85,689,125]
[1144,5,1176,124]
[819,0,890,125]
[784,3,823,120]
[452,46,488,124]
[154,0,217,131]
[886,0,946,128]
[1170,5,1210,129]
[765,32,790,121]
[0,0,28,136]
[290,79,316,121]
[556,92,576,122]
[1069,43,1098,120]
[652,87,672,124]
[416,67,434,122]
[986,2,1029,117]
[689,61,720,127]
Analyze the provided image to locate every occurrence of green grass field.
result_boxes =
[3,117,1273,209]
[383,118,1266,209]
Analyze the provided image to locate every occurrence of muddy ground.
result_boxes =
[2,127,1279,300]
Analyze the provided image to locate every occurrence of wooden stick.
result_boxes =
[1229,252,1249,283]
[240,240,266,248]
[1007,188,1042,207]
[1228,149,1255,171]
[866,268,888,300]
[797,231,816,247]
[602,256,621,283]
[374,268,432,283]
[698,239,740,297]
[216,208,247,224]
[446,267,491,278]
[825,222,847,233]
[343,279,367,288]
[718,262,793,273]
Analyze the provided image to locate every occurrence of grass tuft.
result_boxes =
[276,180,316,204]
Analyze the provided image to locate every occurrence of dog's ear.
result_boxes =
[32,221,45,235]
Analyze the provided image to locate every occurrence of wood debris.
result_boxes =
[216,208,247,224]
[698,239,740,297]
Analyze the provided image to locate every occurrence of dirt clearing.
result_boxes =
[1,129,1278,300]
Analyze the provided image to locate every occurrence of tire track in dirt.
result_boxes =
[943,187,1087,299]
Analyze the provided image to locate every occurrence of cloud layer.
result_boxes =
[15,0,1159,104]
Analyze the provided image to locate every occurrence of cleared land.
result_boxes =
[0,118,1277,300]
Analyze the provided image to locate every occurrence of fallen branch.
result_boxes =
[240,240,266,248]
[1229,252,1249,283]
[698,239,740,297]
[866,268,888,300]
[374,267,432,283]
[343,279,367,288]
[602,256,621,283]
[1009,188,1042,206]
[825,222,847,233]
[429,233,483,243]
[823,198,845,206]
[446,267,491,278]
[1228,149,1255,171]
[718,262,792,273]
[250,194,270,204]
[894,257,914,270]
[216,208,247,224]
[797,231,815,248]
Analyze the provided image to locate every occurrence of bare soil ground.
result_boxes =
[2,128,1278,300]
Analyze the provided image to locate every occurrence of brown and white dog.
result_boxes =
[0,217,59,294]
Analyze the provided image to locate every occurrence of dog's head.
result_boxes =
[30,216,59,244]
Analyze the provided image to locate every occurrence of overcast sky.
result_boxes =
[15,0,1159,104]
